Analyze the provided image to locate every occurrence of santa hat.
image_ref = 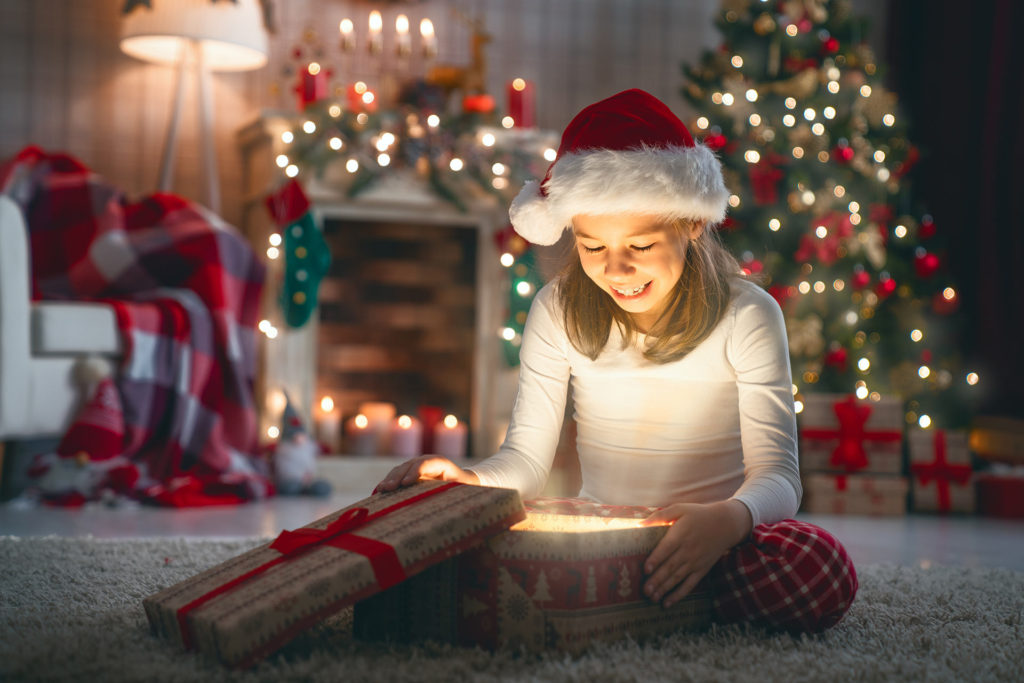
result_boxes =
[509,89,729,246]
[57,359,124,462]
[280,392,306,441]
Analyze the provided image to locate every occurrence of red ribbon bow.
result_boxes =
[802,396,902,471]
[911,430,972,512]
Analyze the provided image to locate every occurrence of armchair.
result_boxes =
[0,195,122,441]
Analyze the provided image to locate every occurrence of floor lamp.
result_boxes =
[120,0,268,214]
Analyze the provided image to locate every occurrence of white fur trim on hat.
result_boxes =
[509,144,729,246]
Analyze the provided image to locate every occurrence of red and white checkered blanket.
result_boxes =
[1,147,272,505]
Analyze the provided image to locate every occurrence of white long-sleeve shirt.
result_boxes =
[469,277,802,528]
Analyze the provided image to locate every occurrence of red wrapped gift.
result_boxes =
[143,482,524,667]
[802,472,908,516]
[354,498,712,653]
[800,394,904,474]
[976,465,1024,518]
[908,428,975,514]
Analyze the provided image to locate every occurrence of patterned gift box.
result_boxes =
[802,473,909,516]
[143,482,525,667]
[799,394,904,474]
[908,428,975,514]
[975,465,1024,518]
[354,498,712,653]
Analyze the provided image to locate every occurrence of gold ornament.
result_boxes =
[763,68,819,99]
[787,314,826,358]
[754,12,777,35]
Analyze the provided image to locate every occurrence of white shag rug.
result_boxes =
[1,536,1022,682]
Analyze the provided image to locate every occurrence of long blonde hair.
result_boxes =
[557,219,742,363]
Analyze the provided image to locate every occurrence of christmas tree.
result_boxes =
[681,0,980,429]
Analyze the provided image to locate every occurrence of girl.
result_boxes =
[377,89,857,632]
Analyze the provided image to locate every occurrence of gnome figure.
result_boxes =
[27,357,139,505]
[273,393,332,497]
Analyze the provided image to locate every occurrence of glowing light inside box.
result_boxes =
[509,513,670,533]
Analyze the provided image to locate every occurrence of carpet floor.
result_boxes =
[2,536,1022,682]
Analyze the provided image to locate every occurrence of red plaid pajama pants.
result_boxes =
[708,519,858,633]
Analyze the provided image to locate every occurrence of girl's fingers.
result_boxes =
[644,546,690,601]
[662,571,705,608]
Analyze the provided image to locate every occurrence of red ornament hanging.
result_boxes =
[822,37,840,54]
[851,271,871,290]
[876,277,897,299]
[825,346,849,373]
[932,289,959,315]
[703,132,729,151]
[748,154,786,205]
[832,144,855,164]
[914,252,941,279]
[919,216,937,240]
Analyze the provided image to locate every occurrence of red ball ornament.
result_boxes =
[825,346,848,372]
[462,94,496,113]
[822,37,840,53]
[914,252,941,279]
[703,133,728,151]
[851,271,871,290]
[833,145,855,164]
[876,277,897,299]
[741,258,764,275]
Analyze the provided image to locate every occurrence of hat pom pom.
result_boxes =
[74,355,113,387]
[509,180,567,246]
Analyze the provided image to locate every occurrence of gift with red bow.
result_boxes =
[799,394,905,474]
[908,428,975,514]
[143,482,524,667]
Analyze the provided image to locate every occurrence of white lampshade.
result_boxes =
[120,0,268,71]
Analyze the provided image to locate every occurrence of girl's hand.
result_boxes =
[642,499,752,608]
[374,456,479,493]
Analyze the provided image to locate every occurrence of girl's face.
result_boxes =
[572,213,703,333]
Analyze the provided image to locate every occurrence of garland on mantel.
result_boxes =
[265,88,556,365]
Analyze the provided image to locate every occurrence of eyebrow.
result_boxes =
[573,229,660,241]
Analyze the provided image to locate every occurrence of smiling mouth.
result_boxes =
[610,282,651,298]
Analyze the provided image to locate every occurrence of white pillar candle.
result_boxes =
[434,414,467,461]
[344,413,377,456]
[316,396,341,453]
[358,401,396,453]
[390,415,423,459]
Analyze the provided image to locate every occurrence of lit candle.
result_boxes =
[395,14,411,57]
[358,400,395,453]
[339,18,354,52]
[420,18,436,58]
[298,62,327,110]
[316,395,341,453]
[368,10,383,54]
[344,413,377,456]
[390,415,423,459]
[507,78,536,128]
[433,414,467,461]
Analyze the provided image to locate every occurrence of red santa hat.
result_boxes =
[57,369,125,463]
[509,89,729,245]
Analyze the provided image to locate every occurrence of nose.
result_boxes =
[604,249,636,279]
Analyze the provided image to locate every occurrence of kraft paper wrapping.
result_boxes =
[143,481,524,667]
[802,473,909,516]
[908,428,975,513]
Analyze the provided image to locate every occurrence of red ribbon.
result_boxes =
[175,481,460,651]
[910,430,972,512]
[802,396,902,471]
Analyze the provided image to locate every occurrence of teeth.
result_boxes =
[612,283,649,296]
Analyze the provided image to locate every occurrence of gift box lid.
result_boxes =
[143,481,525,667]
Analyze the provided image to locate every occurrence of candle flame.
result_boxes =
[339,18,353,35]
[354,414,369,429]
[512,78,527,91]
[369,10,383,32]
[443,414,459,429]
[396,14,409,34]
[320,396,335,412]
[420,18,434,38]
[308,62,321,76]
[398,415,412,429]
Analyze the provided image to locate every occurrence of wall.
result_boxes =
[0,0,800,228]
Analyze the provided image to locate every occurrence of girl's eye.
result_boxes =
[632,244,654,252]
[581,245,604,254]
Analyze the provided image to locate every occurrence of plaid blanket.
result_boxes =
[1,147,272,505]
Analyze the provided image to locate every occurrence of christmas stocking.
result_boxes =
[265,179,331,327]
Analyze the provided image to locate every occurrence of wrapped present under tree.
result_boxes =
[799,394,905,474]
[908,428,974,514]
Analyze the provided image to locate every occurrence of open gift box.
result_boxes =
[143,482,712,667]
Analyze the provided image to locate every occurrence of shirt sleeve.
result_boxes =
[724,282,802,528]
[466,283,570,499]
